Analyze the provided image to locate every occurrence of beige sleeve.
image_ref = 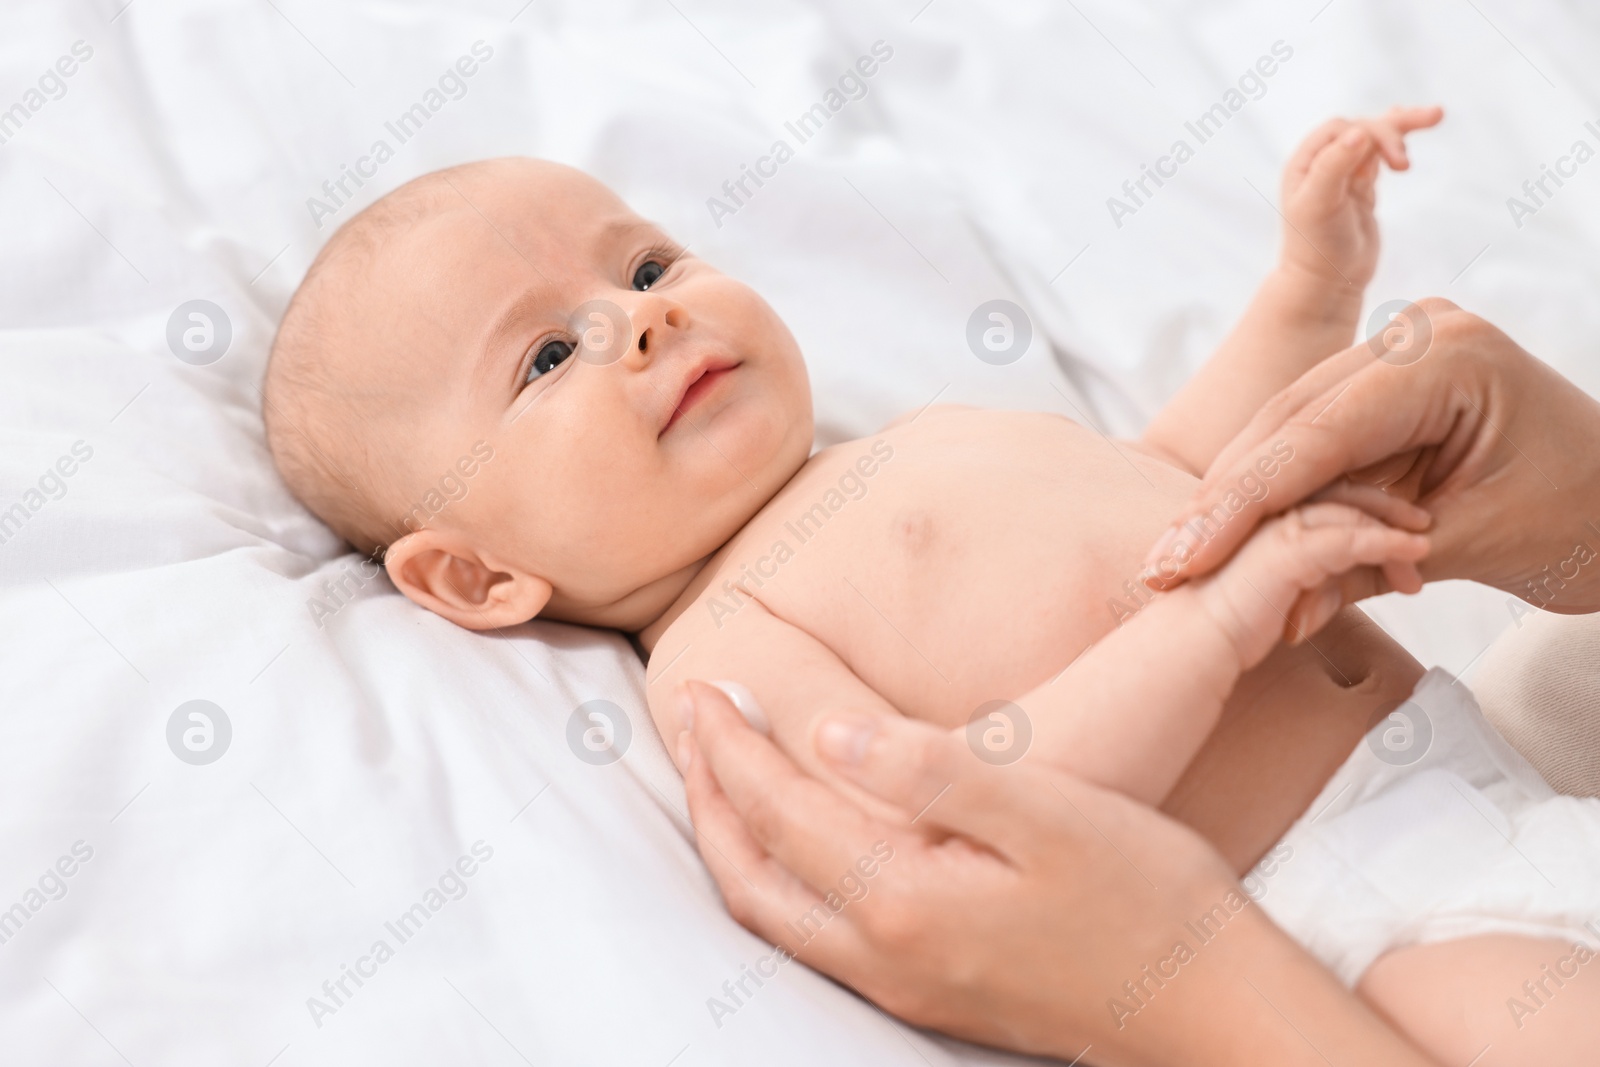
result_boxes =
[1473,610,1600,798]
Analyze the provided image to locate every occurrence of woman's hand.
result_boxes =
[677,680,1442,1066]
[1145,299,1600,615]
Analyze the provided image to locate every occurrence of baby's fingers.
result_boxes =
[1278,510,1429,642]
[1364,105,1445,170]
[1286,581,1345,644]
[1296,503,1432,572]
[1308,480,1432,532]
[1381,104,1445,134]
[1283,555,1422,644]
[1298,126,1377,210]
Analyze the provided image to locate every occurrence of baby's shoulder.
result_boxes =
[875,403,979,432]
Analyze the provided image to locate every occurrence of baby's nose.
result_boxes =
[630,301,688,365]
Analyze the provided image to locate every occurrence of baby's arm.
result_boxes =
[1016,503,1429,806]
[648,600,912,822]
[1141,107,1443,476]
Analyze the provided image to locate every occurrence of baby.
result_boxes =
[264,105,1600,1062]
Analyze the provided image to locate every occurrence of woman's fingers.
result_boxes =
[684,680,904,892]
[1199,340,1379,487]
[814,712,1045,864]
[680,724,886,975]
[679,723,822,941]
[1149,311,1466,586]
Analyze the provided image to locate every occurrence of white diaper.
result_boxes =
[1250,668,1600,986]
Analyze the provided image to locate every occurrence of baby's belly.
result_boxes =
[705,410,1191,726]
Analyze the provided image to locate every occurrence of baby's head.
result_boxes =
[264,159,813,631]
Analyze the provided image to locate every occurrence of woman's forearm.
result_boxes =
[1097,905,1438,1067]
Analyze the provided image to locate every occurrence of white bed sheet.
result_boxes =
[2,1,1598,1064]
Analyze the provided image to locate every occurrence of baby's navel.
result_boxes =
[891,509,936,555]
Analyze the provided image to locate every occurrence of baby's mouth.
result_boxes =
[662,358,742,435]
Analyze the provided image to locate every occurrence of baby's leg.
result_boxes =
[1357,935,1600,1065]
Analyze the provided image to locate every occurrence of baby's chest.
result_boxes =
[703,461,1110,727]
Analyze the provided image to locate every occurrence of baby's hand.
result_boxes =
[1191,502,1429,671]
[1279,106,1443,291]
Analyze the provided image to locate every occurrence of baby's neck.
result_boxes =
[634,549,724,652]
[636,543,736,652]
[535,554,716,643]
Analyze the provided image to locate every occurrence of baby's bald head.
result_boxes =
[263,161,505,554]
[269,173,427,553]
[261,157,812,632]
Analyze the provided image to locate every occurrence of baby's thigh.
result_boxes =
[1357,935,1600,1066]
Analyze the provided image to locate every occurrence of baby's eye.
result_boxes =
[632,259,666,291]
[525,339,574,383]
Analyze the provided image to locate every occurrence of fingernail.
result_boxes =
[677,684,695,732]
[1341,127,1365,146]
[710,680,769,735]
[816,715,875,766]
[676,729,695,771]
[1145,522,1182,568]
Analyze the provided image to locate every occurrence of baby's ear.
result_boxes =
[383,530,552,630]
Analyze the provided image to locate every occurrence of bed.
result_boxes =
[4,0,1599,1062]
